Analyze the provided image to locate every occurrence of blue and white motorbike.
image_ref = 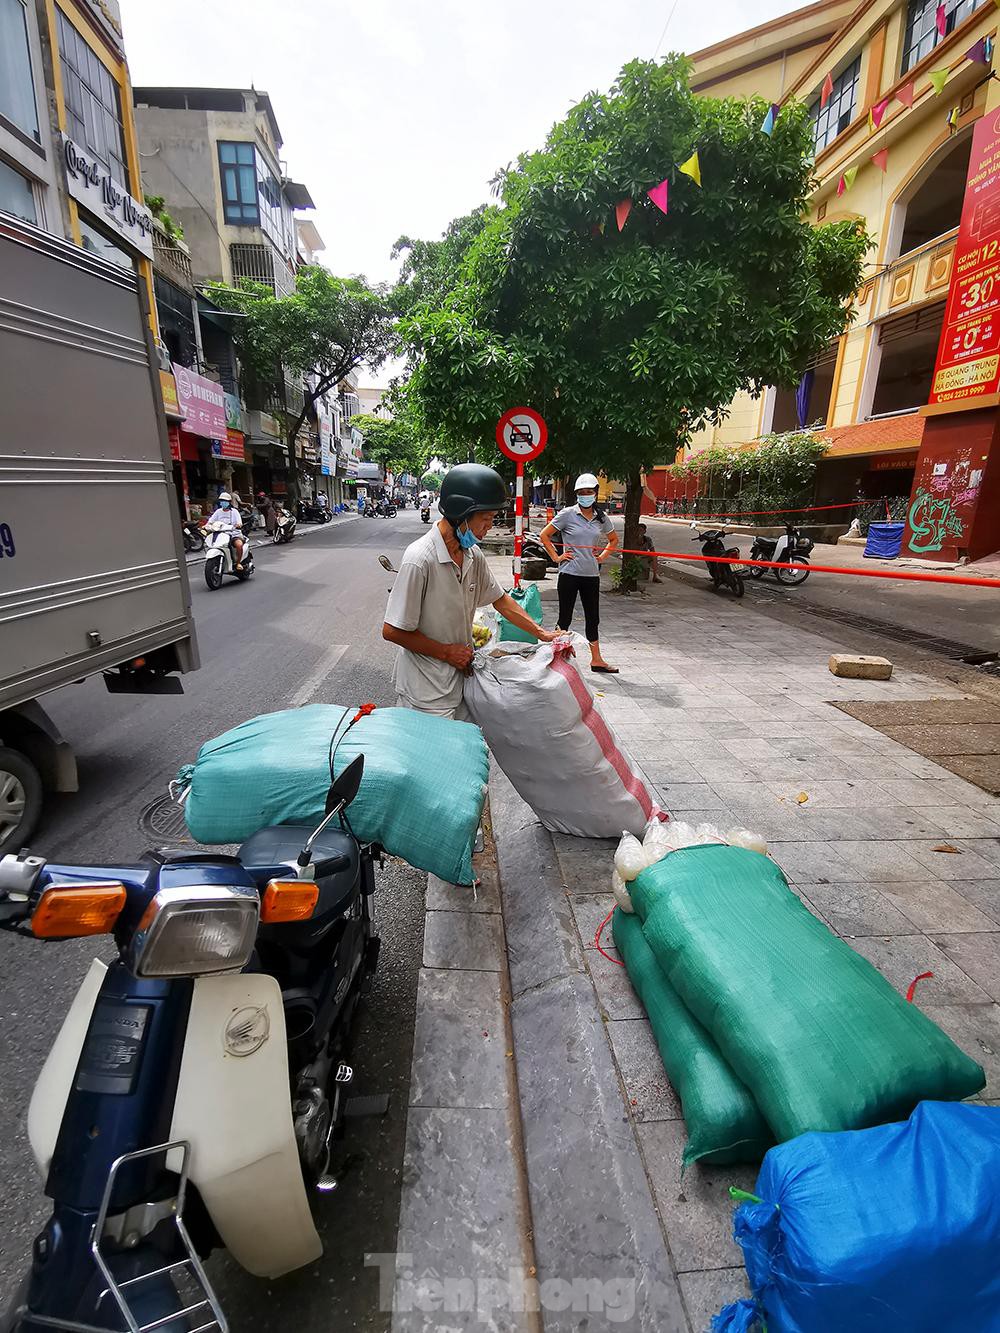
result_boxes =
[0,754,379,1332]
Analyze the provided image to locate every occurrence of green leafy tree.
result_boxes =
[211,266,394,498]
[420,472,441,492]
[396,56,868,583]
[351,411,427,479]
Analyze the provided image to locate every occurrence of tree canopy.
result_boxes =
[394,55,869,548]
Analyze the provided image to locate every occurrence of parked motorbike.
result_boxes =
[377,499,396,518]
[298,499,332,525]
[691,524,744,598]
[181,520,204,554]
[522,531,565,567]
[746,524,814,586]
[273,507,297,544]
[0,752,380,1333]
[204,524,253,590]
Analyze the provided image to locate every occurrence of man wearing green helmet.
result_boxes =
[383,463,556,719]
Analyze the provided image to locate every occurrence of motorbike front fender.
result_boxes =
[167,972,321,1279]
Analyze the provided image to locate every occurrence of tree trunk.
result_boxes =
[621,469,644,592]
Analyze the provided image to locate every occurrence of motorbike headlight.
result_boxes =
[128,886,259,978]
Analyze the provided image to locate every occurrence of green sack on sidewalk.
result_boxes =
[497,584,542,641]
[630,845,985,1143]
[613,910,772,1168]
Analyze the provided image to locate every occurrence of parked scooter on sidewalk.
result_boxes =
[273,505,297,544]
[0,753,381,1333]
[746,523,814,586]
[181,520,204,553]
[298,498,333,524]
[691,523,744,598]
[377,498,397,518]
[204,522,254,589]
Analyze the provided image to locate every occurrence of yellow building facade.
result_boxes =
[683,0,1000,539]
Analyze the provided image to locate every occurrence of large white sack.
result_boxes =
[463,637,663,837]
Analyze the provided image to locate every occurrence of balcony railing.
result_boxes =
[152,232,193,289]
[230,242,296,296]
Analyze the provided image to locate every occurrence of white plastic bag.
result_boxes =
[611,868,634,914]
[614,832,647,882]
[642,816,674,866]
[727,827,769,856]
[464,638,663,837]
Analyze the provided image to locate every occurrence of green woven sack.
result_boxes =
[498,583,542,641]
[613,910,771,1168]
[178,704,489,885]
[631,845,985,1143]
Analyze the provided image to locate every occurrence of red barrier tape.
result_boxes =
[906,971,934,1002]
[554,542,1000,588]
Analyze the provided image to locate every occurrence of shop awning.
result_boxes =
[821,414,925,459]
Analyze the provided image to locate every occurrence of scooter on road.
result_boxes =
[0,752,381,1333]
[746,523,814,586]
[272,506,297,544]
[204,524,253,590]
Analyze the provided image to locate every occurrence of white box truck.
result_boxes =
[0,211,198,851]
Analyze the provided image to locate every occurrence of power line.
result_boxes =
[653,0,681,59]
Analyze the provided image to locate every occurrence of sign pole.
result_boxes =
[514,463,524,588]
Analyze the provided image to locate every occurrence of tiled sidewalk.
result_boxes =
[531,569,1000,1330]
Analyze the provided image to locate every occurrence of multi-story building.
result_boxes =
[3,0,155,309]
[679,0,1000,560]
[133,86,317,507]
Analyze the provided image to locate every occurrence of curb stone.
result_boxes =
[490,766,691,1333]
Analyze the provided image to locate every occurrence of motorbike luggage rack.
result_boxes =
[87,1140,228,1333]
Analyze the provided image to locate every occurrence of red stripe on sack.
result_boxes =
[548,650,659,823]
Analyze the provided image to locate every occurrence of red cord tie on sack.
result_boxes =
[906,971,934,1002]
[352,702,377,723]
[596,906,625,967]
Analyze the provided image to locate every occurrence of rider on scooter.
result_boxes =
[208,491,244,570]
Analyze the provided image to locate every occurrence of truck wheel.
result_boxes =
[0,748,43,855]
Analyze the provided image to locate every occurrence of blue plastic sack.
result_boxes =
[177,704,489,884]
[863,521,905,559]
[714,1101,1000,1333]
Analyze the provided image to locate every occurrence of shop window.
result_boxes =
[766,344,839,432]
[897,130,973,255]
[810,57,861,153]
[56,8,128,188]
[902,0,989,73]
[78,216,134,271]
[218,141,289,256]
[0,157,37,224]
[870,301,946,416]
[0,0,40,142]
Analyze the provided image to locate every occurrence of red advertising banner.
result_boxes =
[929,110,1000,407]
[221,429,245,460]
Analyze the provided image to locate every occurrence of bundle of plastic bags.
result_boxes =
[714,1101,1000,1332]
[611,828,984,1164]
[464,636,662,837]
[174,704,489,885]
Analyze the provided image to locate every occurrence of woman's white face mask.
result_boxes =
[577,492,596,508]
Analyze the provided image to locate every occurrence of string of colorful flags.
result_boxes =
[604,21,995,235]
[810,26,996,198]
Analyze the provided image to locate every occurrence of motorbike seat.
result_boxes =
[239,825,359,919]
[754,536,778,552]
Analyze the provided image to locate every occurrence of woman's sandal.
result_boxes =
[591,665,619,674]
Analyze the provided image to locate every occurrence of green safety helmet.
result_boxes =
[438,463,508,525]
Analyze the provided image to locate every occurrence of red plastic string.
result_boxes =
[595,906,625,967]
[352,702,377,723]
[906,971,934,1002]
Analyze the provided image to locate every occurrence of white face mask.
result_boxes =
[577,493,596,508]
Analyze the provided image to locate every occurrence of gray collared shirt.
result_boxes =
[385,523,503,713]
[552,505,614,577]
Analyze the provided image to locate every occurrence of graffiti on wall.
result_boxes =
[906,488,966,554]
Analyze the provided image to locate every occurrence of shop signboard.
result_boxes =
[211,429,246,461]
[173,363,227,440]
[319,407,333,475]
[929,109,1000,407]
[224,392,243,431]
[159,370,181,419]
[61,134,153,258]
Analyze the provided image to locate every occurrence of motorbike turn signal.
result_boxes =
[261,879,320,923]
[32,883,127,938]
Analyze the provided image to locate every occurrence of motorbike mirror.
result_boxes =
[330,753,364,808]
[378,555,397,573]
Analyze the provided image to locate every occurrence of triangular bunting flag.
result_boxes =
[843,165,859,191]
[761,105,776,135]
[679,151,701,187]
[837,175,847,197]
[936,2,947,36]
[615,198,632,231]
[647,178,669,214]
[820,71,834,109]
[929,68,949,95]
[946,105,960,130]
[896,81,915,108]
[870,97,890,130]
[966,36,989,64]
[872,148,889,172]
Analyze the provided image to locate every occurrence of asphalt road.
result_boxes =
[0,509,429,1329]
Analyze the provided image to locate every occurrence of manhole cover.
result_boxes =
[137,794,197,845]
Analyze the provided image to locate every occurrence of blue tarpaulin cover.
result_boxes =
[713,1101,1000,1332]
[863,521,905,559]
